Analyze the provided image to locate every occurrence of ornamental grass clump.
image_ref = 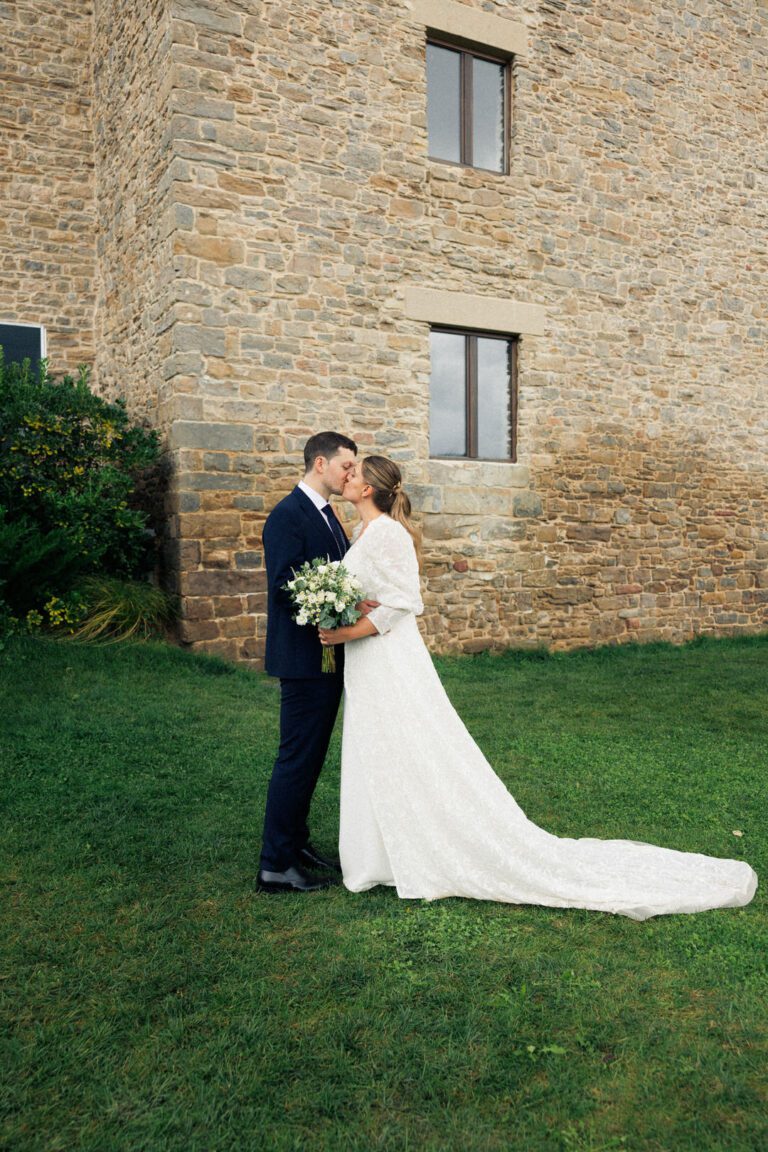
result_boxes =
[70,576,175,642]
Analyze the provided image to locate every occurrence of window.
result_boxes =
[429,328,517,460]
[0,322,46,372]
[427,40,507,173]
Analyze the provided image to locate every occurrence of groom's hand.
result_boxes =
[356,599,380,616]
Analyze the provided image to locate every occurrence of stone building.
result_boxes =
[2,0,766,664]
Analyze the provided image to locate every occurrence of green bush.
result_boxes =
[0,511,86,617]
[0,355,162,620]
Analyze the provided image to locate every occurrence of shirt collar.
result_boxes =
[298,480,330,513]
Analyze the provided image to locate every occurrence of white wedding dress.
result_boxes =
[339,514,757,920]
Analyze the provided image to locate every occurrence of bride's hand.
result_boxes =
[319,626,347,646]
[319,617,379,646]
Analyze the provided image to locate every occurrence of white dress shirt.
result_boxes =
[298,480,344,556]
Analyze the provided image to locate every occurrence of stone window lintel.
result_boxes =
[410,0,529,60]
[404,286,546,338]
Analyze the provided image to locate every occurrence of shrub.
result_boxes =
[0,355,163,618]
[0,510,86,617]
[70,576,175,642]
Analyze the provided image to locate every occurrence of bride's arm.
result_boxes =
[319,616,378,646]
[365,525,423,635]
[319,522,422,645]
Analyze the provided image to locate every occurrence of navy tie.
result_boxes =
[322,503,347,558]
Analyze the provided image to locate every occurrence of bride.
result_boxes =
[318,456,757,920]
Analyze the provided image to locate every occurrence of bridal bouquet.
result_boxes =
[283,557,363,672]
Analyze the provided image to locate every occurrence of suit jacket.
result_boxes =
[262,486,348,678]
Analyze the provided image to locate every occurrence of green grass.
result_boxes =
[1,633,766,1152]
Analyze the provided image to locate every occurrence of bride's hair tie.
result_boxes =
[391,482,401,494]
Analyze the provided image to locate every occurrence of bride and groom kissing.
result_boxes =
[257,431,757,919]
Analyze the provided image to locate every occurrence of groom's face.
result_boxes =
[323,448,357,496]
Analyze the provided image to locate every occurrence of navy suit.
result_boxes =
[260,486,348,870]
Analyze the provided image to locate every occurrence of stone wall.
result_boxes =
[91,0,176,430]
[2,0,765,661]
[162,0,767,663]
[416,0,768,650]
[0,0,97,373]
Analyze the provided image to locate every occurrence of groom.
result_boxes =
[258,431,360,893]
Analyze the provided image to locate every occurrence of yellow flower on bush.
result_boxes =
[43,595,87,633]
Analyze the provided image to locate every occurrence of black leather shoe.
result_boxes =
[298,843,342,873]
[257,865,335,893]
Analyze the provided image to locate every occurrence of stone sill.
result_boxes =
[422,459,539,517]
[426,458,530,489]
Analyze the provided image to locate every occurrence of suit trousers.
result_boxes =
[260,673,344,871]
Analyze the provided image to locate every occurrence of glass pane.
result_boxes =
[476,337,511,459]
[429,331,466,456]
[427,44,461,163]
[471,57,505,171]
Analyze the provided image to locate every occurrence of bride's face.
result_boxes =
[344,465,369,505]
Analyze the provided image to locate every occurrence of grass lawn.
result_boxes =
[1,633,766,1152]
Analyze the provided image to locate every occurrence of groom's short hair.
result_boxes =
[304,431,357,471]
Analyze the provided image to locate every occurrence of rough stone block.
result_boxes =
[179,512,242,538]
[173,234,244,265]
[184,473,252,491]
[177,491,201,513]
[235,551,262,568]
[170,422,253,451]
[172,91,237,120]
[545,587,595,605]
[182,569,266,596]
[219,615,258,638]
[566,525,613,543]
[224,267,272,291]
[180,619,221,642]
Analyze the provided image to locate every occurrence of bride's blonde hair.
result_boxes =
[362,455,421,557]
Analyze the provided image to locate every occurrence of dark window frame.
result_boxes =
[429,326,518,463]
[426,37,510,175]
[0,321,46,372]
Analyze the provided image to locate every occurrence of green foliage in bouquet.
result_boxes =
[284,557,363,630]
[283,557,362,672]
[0,354,162,624]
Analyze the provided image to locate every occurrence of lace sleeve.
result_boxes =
[366,520,424,636]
